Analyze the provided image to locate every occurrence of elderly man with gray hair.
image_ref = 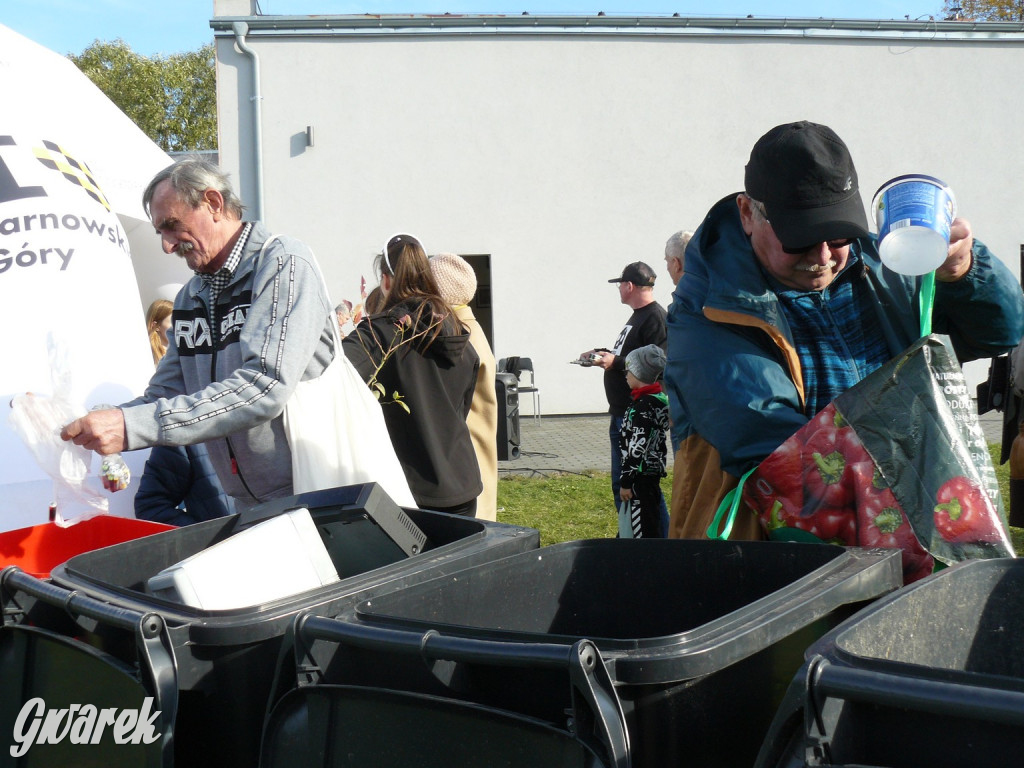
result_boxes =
[664,120,1024,542]
[664,230,693,285]
[61,157,335,511]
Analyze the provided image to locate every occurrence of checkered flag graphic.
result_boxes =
[33,139,111,211]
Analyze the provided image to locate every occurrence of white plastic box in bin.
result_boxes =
[146,507,340,610]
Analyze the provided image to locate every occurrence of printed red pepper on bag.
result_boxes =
[859,493,906,549]
[746,480,803,536]
[805,406,871,462]
[805,402,843,436]
[857,475,934,582]
[837,423,871,468]
[849,460,887,503]
[744,431,804,530]
[795,505,856,544]
[783,404,860,543]
[766,439,803,496]
[754,496,803,533]
[933,476,995,543]
[751,406,861,541]
[803,427,856,509]
[755,437,803,501]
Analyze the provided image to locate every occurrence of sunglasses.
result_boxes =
[782,237,854,255]
[382,233,425,275]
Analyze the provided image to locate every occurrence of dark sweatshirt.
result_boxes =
[343,302,482,509]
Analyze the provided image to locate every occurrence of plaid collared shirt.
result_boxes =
[771,253,891,418]
[199,221,253,309]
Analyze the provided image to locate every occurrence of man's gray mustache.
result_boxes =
[796,260,836,273]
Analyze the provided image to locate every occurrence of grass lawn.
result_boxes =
[498,444,1024,555]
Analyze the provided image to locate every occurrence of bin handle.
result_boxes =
[809,657,1024,730]
[0,566,180,764]
[297,613,579,669]
[567,640,631,768]
[292,613,631,768]
[1,565,153,632]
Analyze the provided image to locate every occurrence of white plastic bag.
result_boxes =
[8,337,109,526]
[617,499,638,539]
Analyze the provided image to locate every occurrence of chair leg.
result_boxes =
[533,392,541,421]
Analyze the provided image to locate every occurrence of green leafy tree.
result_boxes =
[69,40,216,153]
[942,0,1024,20]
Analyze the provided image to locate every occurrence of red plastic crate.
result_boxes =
[0,515,176,579]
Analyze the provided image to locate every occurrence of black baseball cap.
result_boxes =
[608,262,656,287]
[744,121,870,252]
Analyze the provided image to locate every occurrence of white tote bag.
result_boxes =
[273,238,416,507]
[284,345,416,507]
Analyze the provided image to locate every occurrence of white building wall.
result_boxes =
[212,8,1024,415]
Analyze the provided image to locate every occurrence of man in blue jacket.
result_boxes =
[665,121,1024,540]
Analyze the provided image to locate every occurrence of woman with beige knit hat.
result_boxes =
[430,253,498,521]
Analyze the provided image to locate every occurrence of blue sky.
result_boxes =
[5,0,947,57]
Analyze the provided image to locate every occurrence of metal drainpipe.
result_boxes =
[231,22,264,222]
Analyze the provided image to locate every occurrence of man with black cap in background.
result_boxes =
[580,261,667,524]
[664,120,1024,540]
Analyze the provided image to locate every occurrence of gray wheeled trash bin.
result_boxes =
[755,557,1024,768]
[0,573,178,767]
[265,619,630,768]
[1,483,539,768]
[284,538,902,768]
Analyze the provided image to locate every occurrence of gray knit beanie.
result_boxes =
[625,344,667,384]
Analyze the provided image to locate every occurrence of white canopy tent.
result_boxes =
[0,25,191,530]
[0,25,190,303]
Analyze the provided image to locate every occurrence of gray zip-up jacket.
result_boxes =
[121,222,334,506]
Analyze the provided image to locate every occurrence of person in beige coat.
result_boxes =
[430,253,499,520]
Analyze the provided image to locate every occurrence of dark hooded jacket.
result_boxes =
[135,443,236,526]
[343,302,482,509]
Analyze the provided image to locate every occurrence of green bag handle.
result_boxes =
[707,469,832,544]
[706,466,757,540]
[919,270,936,338]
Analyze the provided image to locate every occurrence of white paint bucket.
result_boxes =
[871,174,956,275]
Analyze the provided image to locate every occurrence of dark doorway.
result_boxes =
[463,254,494,350]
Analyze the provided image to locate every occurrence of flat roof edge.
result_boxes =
[209,14,1024,43]
[209,13,1024,35]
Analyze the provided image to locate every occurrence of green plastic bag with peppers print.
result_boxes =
[741,335,1013,584]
